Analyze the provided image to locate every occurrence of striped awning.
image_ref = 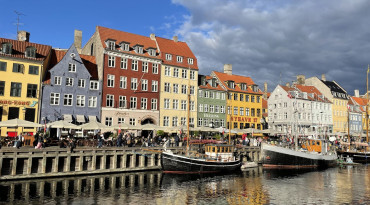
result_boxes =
[63,114,73,123]
[88,115,97,122]
[76,115,85,123]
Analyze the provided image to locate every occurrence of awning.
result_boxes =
[63,114,73,123]
[76,115,85,123]
[88,115,97,122]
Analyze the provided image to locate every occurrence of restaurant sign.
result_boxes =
[230,116,258,123]
[0,100,31,106]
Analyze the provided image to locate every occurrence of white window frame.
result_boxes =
[173,84,179,93]
[165,66,171,76]
[105,117,113,126]
[90,81,99,90]
[131,78,138,90]
[130,97,137,109]
[120,58,127,69]
[165,54,172,60]
[181,69,187,79]
[68,63,76,72]
[141,98,147,110]
[64,94,73,106]
[78,79,85,88]
[119,96,127,108]
[107,74,115,87]
[173,99,178,110]
[108,55,115,67]
[142,62,148,73]
[106,94,114,107]
[76,95,85,107]
[141,79,148,91]
[164,82,171,93]
[164,99,170,109]
[120,76,127,89]
[50,93,60,105]
[188,58,194,65]
[177,56,183,62]
[88,96,97,107]
[151,98,157,110]
[152,80,158,92]
[181,100,187,110]
[190,70,195,80]
[131,60,138,71]
[54,76,61,85]
[66,77,73,87]
[152,63,158,74]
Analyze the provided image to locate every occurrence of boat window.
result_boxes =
[212,147,215,152]
[316,141,320,146]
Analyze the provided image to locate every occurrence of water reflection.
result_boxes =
[0,165,369,204]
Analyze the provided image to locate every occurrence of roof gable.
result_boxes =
[0,37,51,61]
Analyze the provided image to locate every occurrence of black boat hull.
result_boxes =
[161,152,242,174]
[337,150,370,164]
[262,144,337,169]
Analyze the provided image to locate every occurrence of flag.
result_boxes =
[222,128,225,136]
[118,124,121,134]
[287,92,292,99]
[44,121,47,133]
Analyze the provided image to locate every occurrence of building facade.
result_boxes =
[212,65,263,131]
[40,45,101,124]
[82,26,161,127]
[156,36,198,128]
[348,97,362,135]
[0,34,51,137]
[197,75,227,128]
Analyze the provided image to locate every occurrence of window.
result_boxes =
[120,58,127,69]
[190,86,195,95]
[215,105,219,113]
[50,93,60,105]
[2,43,12,54]
[165,54,172,60]
[107,75,115,87]
[199,104,203,112]
[142,62,148,73]
[106,94,114,107]
[257,96,261,103]
[177,56,183,62]
[245,95,250,102]
[151,98,157,110]
[130,97,137,109]
[29,65,39,75]
[10,82,21,97]
[108,41,115,50]
[0,61,6,71]
[53,76,61,85]
[205,91,209,98]
[227,106,230,114]
[131,78,138,90]
[165,66,171,76]
[221,93,226,100]
[141,79,148,91]
[118,117,125,124]
[135,46,143,54]
[204,104,208,112]
[141,98,147,109]
[181,69,187,78]
[164,99,170,109]
[234,107,238,115]
[108,56,115,67]
[240,94,244,101]
[172,117,178,127]
[251,108,255,116]
[173,99,178,110]
[181,85,187,94]
[68,63,76,72]
[76,95,85,107]
[12,63,24,73]
[163,116,169,126]
[64,94,73,106]
[188,58,194,65]
[251,96,255,102]
[152,63,158,74]
[148,49,156,56]
[173,68,179,77]
[181,117,186,126]
[199,90,203,98]
[90,43,94,55]
[220,106,225,113]
[198,118,203,127]
[240,107,244,116]
[0,81,4,96]
[234,93,238,101]
[131,60,138,71]
[129,118,136,126]
[88,96,97,107]
[190,71,195,80]
[210,91,214,99]
[26,84,37,98]
[152,80,158,92]
[105,117,113,126]
[78,79,85,88]
[66,78,73,86]
[181,100,187,110]
[122,43,129,51]
[119,96,127,108]
[90,81,99,90]
[173,84,179,93]
[164,83,171,92]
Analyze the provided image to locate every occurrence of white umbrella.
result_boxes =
[139,124,162,131]
[80,121,109,130]
[112,123,132,130]
[0,118,42,128]
[47,120,81,129]
[244,128,263,134]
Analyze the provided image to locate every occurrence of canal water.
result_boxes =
[0,165,369,204]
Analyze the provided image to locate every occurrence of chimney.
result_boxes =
[173,36,178,42]
[150,33,156,40]
[354,89,359,97]
[297,75,305,85]
[285,82,290,87]
[321,74,326,81]
[17,31,30,42]
[224,64,232,75]
[74,29,82,53]
[264,82,268,93]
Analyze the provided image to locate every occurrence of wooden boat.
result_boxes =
[161,143,242,174]
[337,150,369,164]
[261,139,337,169]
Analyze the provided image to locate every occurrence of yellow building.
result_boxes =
[0,34,51,137]
[212,65,263,131]
[155,37,198,128]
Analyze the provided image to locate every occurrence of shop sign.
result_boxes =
[230,116,258,123]
[0,100,30,106]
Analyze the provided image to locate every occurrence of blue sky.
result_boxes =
[0,0,188,48]
[1,0,370,95]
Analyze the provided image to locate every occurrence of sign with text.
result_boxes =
[0,100,30,106]
[230,116,258,123]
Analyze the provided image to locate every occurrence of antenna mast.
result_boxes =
[14,10,25,34]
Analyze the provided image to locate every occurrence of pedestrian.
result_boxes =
[35,134,43,149]
[69,138,76,152]
[117,131,123,147]
[175,135,180,147]
[97,134,103,148]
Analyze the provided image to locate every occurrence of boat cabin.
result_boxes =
[205,144,235,162]
[301,139,328,154]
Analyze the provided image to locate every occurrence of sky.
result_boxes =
[1,0,369,95]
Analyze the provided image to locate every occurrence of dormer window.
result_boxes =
[1,43,12,54]
[147,48,156,56]
[25,46,36,58]
[227,81,235,89]
[134,45,143,54]
[240,83,247,90]
[177,56,183,62]
[120,42,130,51]
[303,92,307,99]
[252,85,258,92]
[166,54,172,60]
[211,78,217,87]
[188,58,194,65]
[105,39,116,50]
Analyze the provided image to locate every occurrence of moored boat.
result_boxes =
[337,150,369,164]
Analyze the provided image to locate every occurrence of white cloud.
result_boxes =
[172,0,370,95]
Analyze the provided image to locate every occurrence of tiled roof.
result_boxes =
[262,98,268,109]
[0,38,51,61]
[282,84,331,103]
[97,26,160,59]
[213,71,262,94]
[199,76,226,92]
[44,49,98,84]
[155,37,198,70]
[352,96,367,106]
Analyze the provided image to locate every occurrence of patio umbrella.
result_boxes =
[0,118,42,128]
[112,123,131,130]
[80,121,109,130]
[244,128,263,134]
[47,120,81,129]
[139,124,161,131]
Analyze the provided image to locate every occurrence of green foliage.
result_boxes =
[157,130,164,136]
[214,133,221,140]
[194,131,200,136]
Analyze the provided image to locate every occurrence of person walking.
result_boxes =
[117,131,123,147]
[97,134,103,148]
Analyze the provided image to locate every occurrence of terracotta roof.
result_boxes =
[213,71,262,94]
[44,49,98,84]
[262,98,268,109]
[199,76,226,92]
[0,38,51,61]
[97,26,160,59]
[155,37,198,70]
[282,84,331,103]
[352,96,367,106]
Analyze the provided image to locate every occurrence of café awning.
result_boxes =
[76,115,85,123]
[88,115,97,122]
[63,114,73,123]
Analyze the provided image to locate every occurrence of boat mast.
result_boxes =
[367,65,369,151]
[228,91,232,144]
[186,69,191,154]
[347,102,350,151]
